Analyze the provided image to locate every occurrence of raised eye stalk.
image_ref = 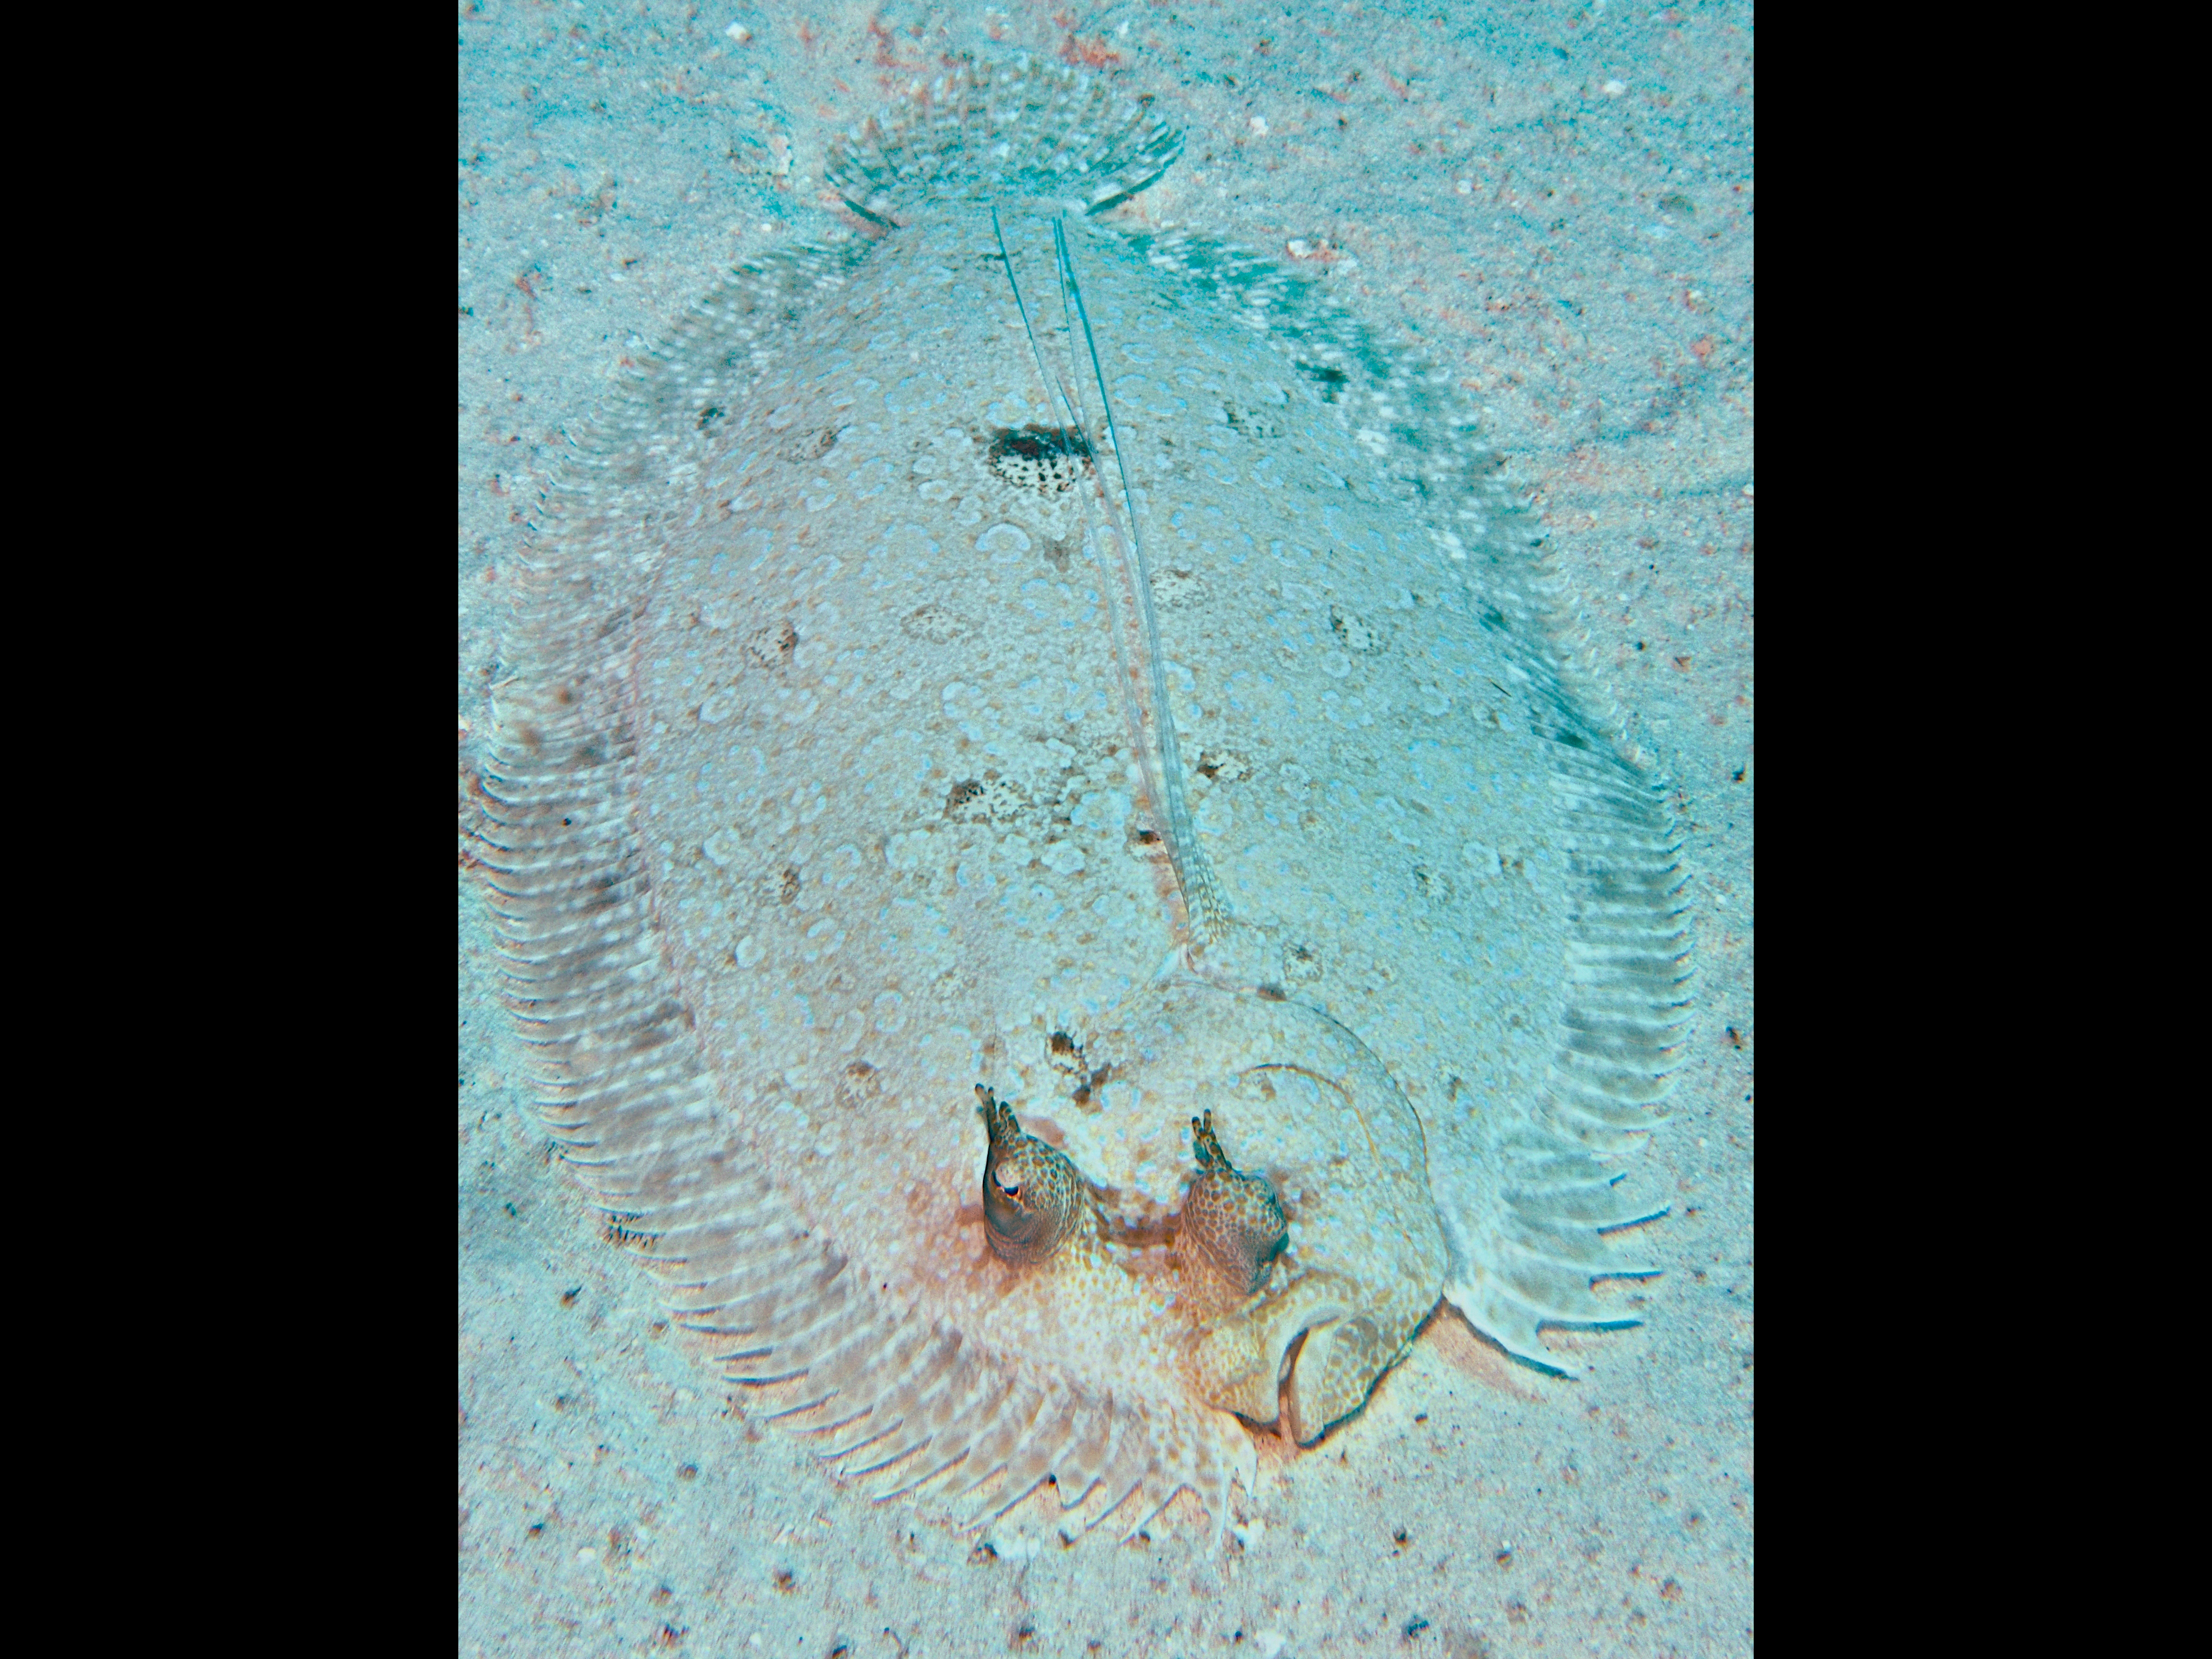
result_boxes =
[1174,1110,1289,1314]
[976,1085,1095,1269]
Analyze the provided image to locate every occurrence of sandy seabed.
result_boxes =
[459,4,1752,1653]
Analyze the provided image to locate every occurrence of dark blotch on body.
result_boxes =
[985,424,1094,497]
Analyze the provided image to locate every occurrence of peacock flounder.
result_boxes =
[485,57,1689,1542]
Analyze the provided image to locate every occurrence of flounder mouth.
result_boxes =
[1027,981,1446,1447]
[978,984,1442,1450]
[1185,1289,1394,1447]
[1277,1312,1392,1446]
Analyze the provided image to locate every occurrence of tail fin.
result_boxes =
[825,56,1182,224]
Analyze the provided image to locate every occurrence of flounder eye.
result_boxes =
[974,1084,1093,1268]
[1173,1109,1290,1314]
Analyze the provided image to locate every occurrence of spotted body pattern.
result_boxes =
[483,58,1689,1541]
[1173,1111,1288,1315]
[978,1086,1096,1270]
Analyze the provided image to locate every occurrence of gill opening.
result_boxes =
[990,206,1229,946]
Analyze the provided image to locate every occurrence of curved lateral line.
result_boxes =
[988,210,1169,923]
[988,207,1229,946]
[1052,219,1230,945]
